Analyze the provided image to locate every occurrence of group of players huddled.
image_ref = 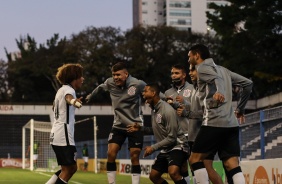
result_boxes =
[45,44,252,184]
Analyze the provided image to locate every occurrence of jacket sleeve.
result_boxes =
[229,71,253,114]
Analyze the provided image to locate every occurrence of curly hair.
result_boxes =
[56,63,83,85]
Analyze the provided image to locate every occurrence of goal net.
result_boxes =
[22,119,58,171]
[22,117,98,172]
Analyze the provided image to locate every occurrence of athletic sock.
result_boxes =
[107,162,117,184]
[131,165,141,184]
[227,166,245,184]
[223,164,234,184]
[191,162,209,184]
[55,177,67,184]
[184,176,190,184]
[45,170,61,184]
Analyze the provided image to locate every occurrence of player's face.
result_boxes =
[112,69,128,87]
[73,76,84,90]
[188,51,197,65]
[171,68,186,83]
[189,65,197,82]
[142,86,155,105]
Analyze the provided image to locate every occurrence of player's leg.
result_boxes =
[167,150,188,183]
[219,127,245,184]
[189,126,218,184]
[203,159,223,184]
[50,145,77,184]
[107,128,126,184]
[45,170,61,184]
[150,153,168,184]
[128,129,143,184]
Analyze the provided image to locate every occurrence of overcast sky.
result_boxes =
[0,0,132,60]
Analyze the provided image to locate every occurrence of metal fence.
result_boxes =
[240,105,282,160]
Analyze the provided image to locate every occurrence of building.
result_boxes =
[133,0,229,34]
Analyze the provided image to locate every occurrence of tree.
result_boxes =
[207,0,282,98]
[0,59,10,102]
[6,34,70,103]
[119,25,221,91]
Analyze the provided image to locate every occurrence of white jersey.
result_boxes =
[50,85,76,146]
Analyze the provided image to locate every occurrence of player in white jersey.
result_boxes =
[46,63,84,184]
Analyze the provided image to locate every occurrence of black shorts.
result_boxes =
[52,145,77,166]
[192,126,240,161]
[188,141,215,160]
[152,150,188,174]
[108,128,143,149]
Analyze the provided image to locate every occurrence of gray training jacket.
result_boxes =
[164,81,194,136]
[186,84,202,142]
[196,58,253,127]
[89,75,146,129]
[142,100,189,153]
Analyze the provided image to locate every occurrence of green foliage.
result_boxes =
[3,26,221,103]
[207,0,282,98]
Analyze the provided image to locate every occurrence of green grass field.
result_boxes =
[0,168,175,184]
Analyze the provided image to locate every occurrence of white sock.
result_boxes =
[107,171,116,184]
[184,176,190,184]
[194,168,209,184]
[45,174,58,184]
[132,173,141,184]
[233,172,245,184]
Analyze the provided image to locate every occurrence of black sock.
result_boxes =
[55,177,67,184]
[131,165,141,174]
[55,170,61,177]
[107,162,116,171]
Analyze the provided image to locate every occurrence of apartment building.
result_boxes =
[133,0,229,33]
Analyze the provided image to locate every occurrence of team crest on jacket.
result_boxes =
[128,86,136,96]
[156,114,162,123]
[183,89,191,97]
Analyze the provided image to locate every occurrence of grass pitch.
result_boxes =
[0,168,174,184]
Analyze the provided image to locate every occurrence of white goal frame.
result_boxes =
[22,117,98,172]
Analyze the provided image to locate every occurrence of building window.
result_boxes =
[142,1,148,5]
[169,10,191,17]
[169,1,191,8]
[169,18,191,26]
[142,10,148,14]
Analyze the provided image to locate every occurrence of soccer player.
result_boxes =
[164,64,193,182]
[26,140,40,170]
[127,83,189,184]
[177,64,223,184]
[82,144,89,171]
[46,63,84,184]
[187,44,253,184]
[86,62,146,184]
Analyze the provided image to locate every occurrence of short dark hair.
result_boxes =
[189,44,210,60]
[111,62,128,72]
[172,64,186,74]
[189,64,196,71]
[146,82,160,95]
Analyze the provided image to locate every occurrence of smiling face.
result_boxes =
[142,86,155,106]
[112,69,128,87]
[189,64,197,82]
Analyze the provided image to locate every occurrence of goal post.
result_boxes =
[22,116,98,172]
[22,119,57,171]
